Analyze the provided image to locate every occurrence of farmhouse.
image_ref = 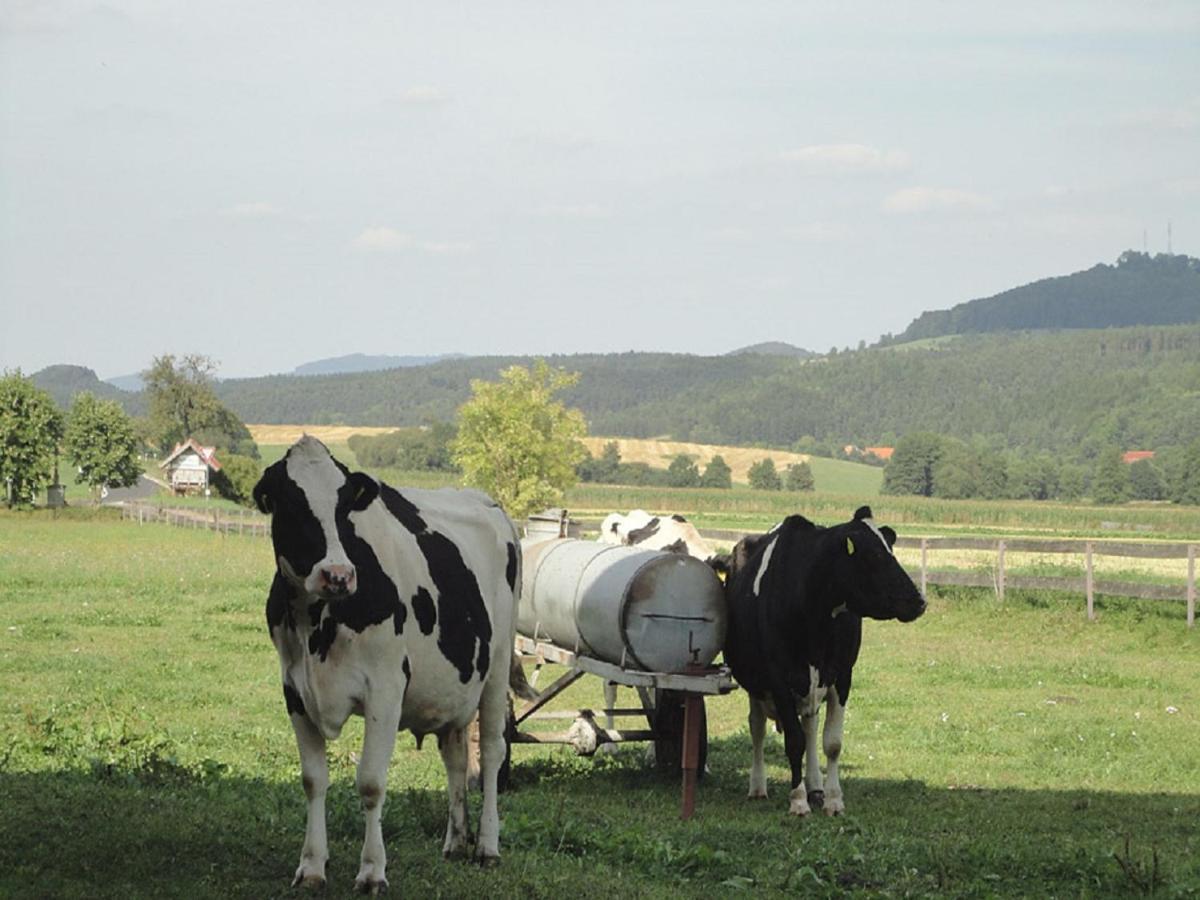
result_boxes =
[160,439,221,494]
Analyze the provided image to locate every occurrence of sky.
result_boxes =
[2,2,1198,380]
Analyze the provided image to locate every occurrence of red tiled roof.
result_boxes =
[1122,450,1155,464]
[864,446,894,460]
[160,438,223,471]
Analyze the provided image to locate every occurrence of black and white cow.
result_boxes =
[598,509,714,560]
[715,506,925,817]
[254,436,520,892]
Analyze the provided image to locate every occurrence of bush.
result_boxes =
[214,454,262,507]
[748,458,782,491]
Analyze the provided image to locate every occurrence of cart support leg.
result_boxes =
[680,692,704,820]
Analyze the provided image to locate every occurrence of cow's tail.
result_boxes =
[506,520,539,702]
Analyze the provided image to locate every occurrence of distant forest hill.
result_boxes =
[191,325,1200,460]
[293,352,465,376]
[887,252,1200,344]
[29,327,1200,463]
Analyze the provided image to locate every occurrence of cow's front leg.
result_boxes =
[289,712,330,889]
[770,688,810,817]
[746,695,770,799]
[354,701,402,895]
[821,690,847,816]
[802,700,824,811]
[438,726,471,859]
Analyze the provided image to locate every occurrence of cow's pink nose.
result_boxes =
[320,565,356,594]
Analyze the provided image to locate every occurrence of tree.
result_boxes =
[142,354,260,459]
[1128,459,1166,501]
[63,393,141,503]
[452,360,587,519]
[1092,448,1129,504]
[1172,440,1200,506]
[577,441,620,483]
[666,453,700,488]
[144,354,222,450]
[748,458,782,491]
[931,440,976,500]
[784,461,815,492]
[701,455,732,489]
[0,372,64,507]
[883,432,943,497]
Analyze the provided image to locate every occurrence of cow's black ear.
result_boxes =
[853,505,873,521]
[253,464,280,515]
[348,472,379,512]
[880,525,897,548]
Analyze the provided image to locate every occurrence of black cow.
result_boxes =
[715,506,924,816]
[254,436,520,892]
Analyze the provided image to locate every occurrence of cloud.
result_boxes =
[417,240,473,255]
[786,222,851,242]
[351,228,473,255]
[883,186,995,214]
[390,86,451,107]
[352,227,413,251]
[221,201,282,219]
[536,203,610,220]
[779,143,911,175]
[1119,100,1199,133]
[711,226,754,243]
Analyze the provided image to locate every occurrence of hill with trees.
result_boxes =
[293,352,464,376]
[198,326,1199,464]
[29,365,144,415]
[887,252,1200,343]
[726,341,816,358]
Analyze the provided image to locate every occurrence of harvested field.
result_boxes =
[246,424,397,445]
[581,436,810,484]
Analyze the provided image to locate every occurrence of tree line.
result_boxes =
[881,431,1200,505]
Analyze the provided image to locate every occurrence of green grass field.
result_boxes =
[1,513,1197,897]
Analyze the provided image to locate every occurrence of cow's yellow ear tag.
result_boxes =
[846,537,855,555]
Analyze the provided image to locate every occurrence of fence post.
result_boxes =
[1188,545,1196,629]
[920,537,928,598]
[1085,542,1095,621]
[997,541,1006,602]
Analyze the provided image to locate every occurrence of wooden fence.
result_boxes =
[121,504,1196,628]
[893,535,1196,627]
[121,501,271,538]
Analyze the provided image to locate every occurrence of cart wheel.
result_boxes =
[652,689,707,779]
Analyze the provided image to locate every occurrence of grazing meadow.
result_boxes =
[1,510,1198,898]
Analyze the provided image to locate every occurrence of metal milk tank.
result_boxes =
[518,538,727,673]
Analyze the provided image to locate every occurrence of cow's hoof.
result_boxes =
[824,797,845,816]
[747,784,769,799]
[474,851,500,868]
[787,787,812,817]
[442,845,470,861]
[807,790,824,810]
[353,876,388,895]
[292,868,326,889]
